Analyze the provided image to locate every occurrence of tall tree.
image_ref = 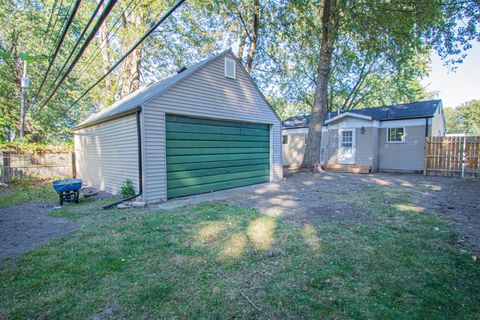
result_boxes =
[303,0,342,170]
[445,100,480,134]
[298,0,480,170]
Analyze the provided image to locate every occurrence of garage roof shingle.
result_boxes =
[76,49,232,128]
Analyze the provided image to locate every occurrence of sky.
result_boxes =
[422,41,480,109]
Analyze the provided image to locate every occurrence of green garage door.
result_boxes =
[166,115,270,198]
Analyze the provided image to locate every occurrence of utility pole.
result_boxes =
[19,58,29,138]
[1,51,48,139]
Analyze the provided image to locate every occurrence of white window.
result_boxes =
[341,130,353,148]
[282,135,289,145]
[387,127,405,143]
[224,57,236,79]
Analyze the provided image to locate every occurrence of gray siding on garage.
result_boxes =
[73,114,139,195]
[378,125,426,172]
[142,52,282,203]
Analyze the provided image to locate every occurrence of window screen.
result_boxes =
[387,128,405,143]
[341,131,353,148]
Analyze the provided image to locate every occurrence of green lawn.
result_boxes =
[1,193,479,319]
[0,179,57,208]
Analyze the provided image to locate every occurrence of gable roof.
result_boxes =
[324,112,372,124]
[282,100,442,129]
[76,49,233,128]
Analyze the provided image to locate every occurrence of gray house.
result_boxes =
[73,50,283,203]
[282,100,445,172]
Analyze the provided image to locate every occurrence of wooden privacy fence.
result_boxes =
[424,136,480,177]
[0,147,74,182]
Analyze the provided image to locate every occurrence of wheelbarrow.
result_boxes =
[52,179,82,206]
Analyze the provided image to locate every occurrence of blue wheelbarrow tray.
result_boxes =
[52,179,83,205]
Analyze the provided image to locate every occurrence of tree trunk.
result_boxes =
[121,9,144,97]
[245,0,259,74]
[301,0,340,172]
[99,22,112,94]
[237,28,247,61]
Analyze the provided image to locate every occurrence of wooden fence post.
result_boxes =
[0,150,3,182]
[461,137,466,178]
[70,150,76,178]
[424,138,428,176]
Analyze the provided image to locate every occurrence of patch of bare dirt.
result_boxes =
[227,169,480,254]
[0,202,79,266]
[423,178,480,254]
[228,169,370,221]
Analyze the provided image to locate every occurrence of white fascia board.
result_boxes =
[379,118,427,128]
[282,127,327,135]
[325,112,372,124]
[328,118,378,129]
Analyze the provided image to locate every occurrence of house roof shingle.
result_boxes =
[282,100,442,129]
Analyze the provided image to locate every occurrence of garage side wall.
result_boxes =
[73,114,139,195]
[142,52,282,203]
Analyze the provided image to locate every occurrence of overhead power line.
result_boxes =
[35,0,82,100]
[36,0,119,113]
[50,0,76,58]
[45,0,60,35]
[63,0,187,115]
[48,0,65,44]
[48,0,105,96]
[75,0,140,78]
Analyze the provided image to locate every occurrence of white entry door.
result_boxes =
[338,129,356,164]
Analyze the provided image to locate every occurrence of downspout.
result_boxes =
[103,108,143,209]
[425,117,429,137]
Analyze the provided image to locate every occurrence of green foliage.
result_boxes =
[268,96,310,120]
[445,100,480,134]
[0,0,218,143]
[0,0,478,142]
[0,142,71,154]
[118,178,135,198]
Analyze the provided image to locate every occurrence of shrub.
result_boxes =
[119,178,135,198]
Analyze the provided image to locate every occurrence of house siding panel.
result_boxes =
[355,127,376,167]
[378,124,426,172]
[431,106,445,136]
[143,52,282,203]
[371,127,379,171]
[73,114,139,195]
[282,133,305,168]
[282,129,329,168]
[328,129,339,165]
[327,126,376,168]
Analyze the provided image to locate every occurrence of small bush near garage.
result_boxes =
[118,178,135,198]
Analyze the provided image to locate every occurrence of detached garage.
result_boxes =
[73,49,283,203]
